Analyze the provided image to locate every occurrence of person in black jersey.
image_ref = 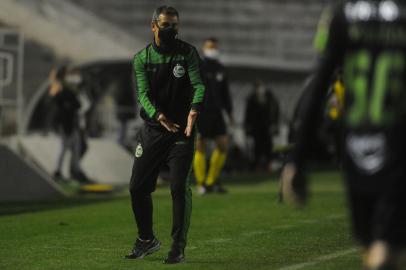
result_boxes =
[125,6,205,264]
[281,1,406,269]
[194,38,234,195]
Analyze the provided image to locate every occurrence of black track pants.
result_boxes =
[129,124,194,252]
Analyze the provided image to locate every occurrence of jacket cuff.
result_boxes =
[191,103,202,112]
[153,109,162,121]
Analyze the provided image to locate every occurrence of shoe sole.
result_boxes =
[125,242,161,259]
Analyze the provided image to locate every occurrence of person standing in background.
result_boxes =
[193,38,234,195]
[50,66,90,183]
[244,80,279,173]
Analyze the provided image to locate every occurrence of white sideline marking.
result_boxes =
[204,238,232,244]
[240,226,294,237]
[43,246,113,252]
[298,219,319,224]
[277,248,357,270]
[241,230,268,237]
[273,225,293,230]
[326,214,345,220]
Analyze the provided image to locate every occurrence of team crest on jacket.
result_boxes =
[135,143,143,158]
[173,64,185,78]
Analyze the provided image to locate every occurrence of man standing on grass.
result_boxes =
[281,1,406,269]
[125,5,205,264]
[194,37,234,195]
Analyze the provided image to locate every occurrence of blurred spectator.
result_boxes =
[113,73,136,146]
[50,66,91,183]
[76,81,92,159]
[194,37,234,195]
[244,80,279,173]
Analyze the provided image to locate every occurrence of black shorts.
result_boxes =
[197,114,226,139]
[346,178,406,247]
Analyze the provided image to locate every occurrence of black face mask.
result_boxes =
[158,26,177,51]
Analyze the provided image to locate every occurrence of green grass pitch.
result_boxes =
[0,171,371,270]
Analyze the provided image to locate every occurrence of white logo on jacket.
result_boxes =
[173,64,185,78]
[135,143,143,158]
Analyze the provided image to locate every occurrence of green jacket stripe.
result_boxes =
[187,48,205,105]
[133,52,157,118]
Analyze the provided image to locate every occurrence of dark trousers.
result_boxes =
[253,131,272,166]
[344,167,406,247]
[129,124,194,252]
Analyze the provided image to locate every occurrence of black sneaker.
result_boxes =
[163,249,185,264]
[125,238,161,259]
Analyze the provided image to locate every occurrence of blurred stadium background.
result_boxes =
[0,0,322,137]
[0,0,325,195]
[0,1,369,270]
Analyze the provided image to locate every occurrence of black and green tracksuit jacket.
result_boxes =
[133,39,206,129]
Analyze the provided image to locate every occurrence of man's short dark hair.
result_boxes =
[152,6,179,22]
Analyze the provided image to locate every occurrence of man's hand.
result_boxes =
[48,67,62,97]
[185,109,198,137]
[49,81,62,97]
[157,113,180,133]
[280,162,307,206]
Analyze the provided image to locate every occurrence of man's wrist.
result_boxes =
[153,110,162,121]
[191,103,201,112]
